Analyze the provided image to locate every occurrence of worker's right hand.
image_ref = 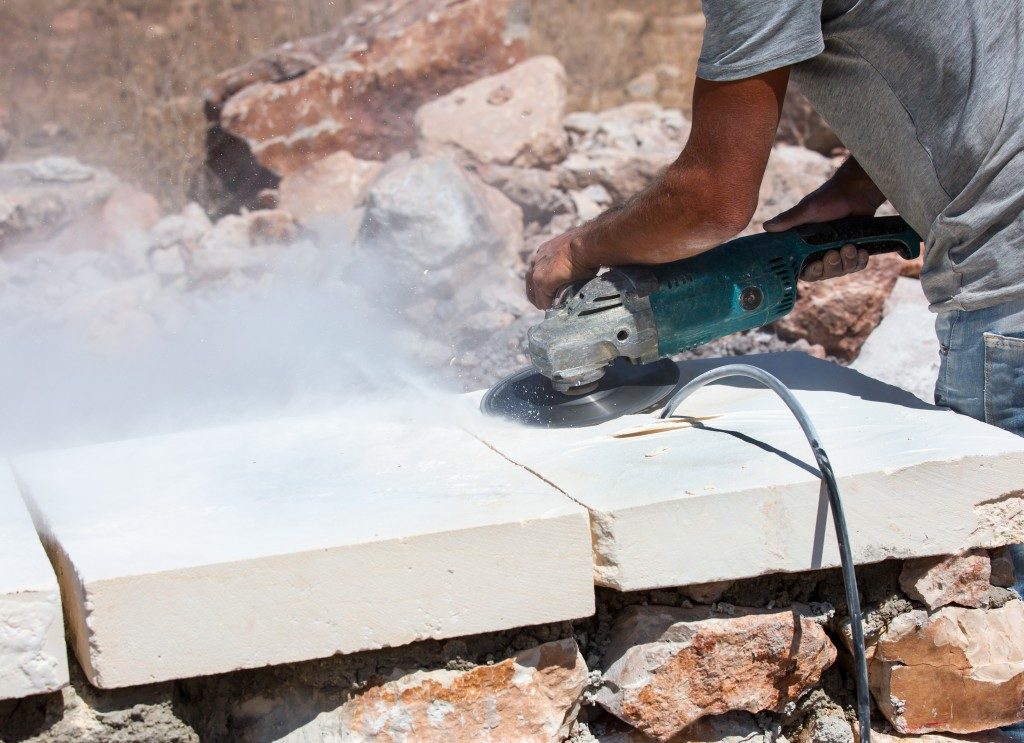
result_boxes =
[763,157,887,282]
[526,228,598,310]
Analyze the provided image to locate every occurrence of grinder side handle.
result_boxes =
[790,215,921,272]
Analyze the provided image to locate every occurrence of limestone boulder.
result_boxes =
[278,151,383,226]
[558,103,691,201]
[0,157,119,247]
[354,154,523,301]
[471,163,572,224]
[208,0,527,177]
[416,56,569,168]
[899,550,991,610]
[341,639,588,742]
[870,601,1024,734]
[774,253,904,362]
[595,605,836,742]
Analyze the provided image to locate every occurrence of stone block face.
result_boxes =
[337,639,587,742]
[0,463,68,700]
[468,353,1024,591]
[595,605,836,742]
[13,402,594,688]
[899,550,991,610]
[416,56,569,168]
[870,601,1024,734]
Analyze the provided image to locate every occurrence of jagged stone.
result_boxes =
[595,605,836,742]
[278,151,383,225]
[354,154,523,300]
[208,0,528,176]
[558,103,691,201]
[471,163,572,224]
[307,639,588,742]
[417,56,569,168]
[898,550,991,610]
[870,601,1024,734]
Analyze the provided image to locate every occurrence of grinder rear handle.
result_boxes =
[786,215,921,270]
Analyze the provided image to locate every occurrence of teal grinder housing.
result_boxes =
[526,216,921,394]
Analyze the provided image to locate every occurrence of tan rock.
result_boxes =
[596,605,836,742]
[245,209,298,245]
[683,581,733,605]
[990,547,1017,589]
[558,103,691,201]
[899,550,992,610]
[776,83,842,155]
[900,251,924,279]
[101,184,162,241]
[210,0,527,176]
[871,729,1016,743]
[340,638,588,742]
[278,151,383,225]
[416,56,569,168]
[638,13,705,115]
[774,253,904,362]
[870,601,1024,734]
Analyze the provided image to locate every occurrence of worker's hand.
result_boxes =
[764,157,886,281]
[526,228,598,310]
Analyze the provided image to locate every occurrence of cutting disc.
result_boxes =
[480,357,680,428]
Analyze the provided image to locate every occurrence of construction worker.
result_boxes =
[525,6,1024,719]
[526,1,1024,442]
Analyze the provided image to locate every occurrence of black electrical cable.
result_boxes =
[660,364,872,743]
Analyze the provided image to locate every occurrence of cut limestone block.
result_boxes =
[13,399,594,688]
[467,353,1024,591]
[0,462,68,700]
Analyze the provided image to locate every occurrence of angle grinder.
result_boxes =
[482,215,921,427]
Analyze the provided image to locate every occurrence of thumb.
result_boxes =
[764,195,823,233]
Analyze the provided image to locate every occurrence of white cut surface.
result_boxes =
[13,398,594,688]
[468,353,1024,591]
[0,463,68,700]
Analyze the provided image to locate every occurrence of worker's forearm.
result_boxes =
[569,164,749,271]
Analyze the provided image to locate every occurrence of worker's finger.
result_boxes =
[840,243,859,274]
[802,260,825,281]
[820,249,844,279]
[857,248,869,271]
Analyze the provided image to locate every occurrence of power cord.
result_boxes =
[660,364,872,743]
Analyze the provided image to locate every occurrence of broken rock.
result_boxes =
[870,601,1024,734]
[354,154,523,300]
[340,639,588,742]
[471,163,572,224]
[899,550,991,610]
[774,253,904,361]
[416,56,569,168]
[595,605,836,742]
[990,547,1017,589]
[278,151,383,226]
[210,0,527,175]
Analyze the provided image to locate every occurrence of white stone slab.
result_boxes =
[13,399,594,688]
[468,353,1024,591]
[0,462,68,700]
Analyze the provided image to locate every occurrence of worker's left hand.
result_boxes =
[526,229,598,310]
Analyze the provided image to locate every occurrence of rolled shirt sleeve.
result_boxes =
[698,0,825,81]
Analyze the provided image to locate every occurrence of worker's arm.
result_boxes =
[527,69,789,310]
[764,156,887,280]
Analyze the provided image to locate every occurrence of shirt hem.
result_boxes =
[697,40,825,82]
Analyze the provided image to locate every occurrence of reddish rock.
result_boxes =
[596,605,836,742]
[870,602,1024,734]
[101,184,162,241]
[774,253,904,361]
[208,0,527,177]
[245,209,298,245]
[899,550,992,610]
[900,251,924,279]
[278,151,383,225]
[340,639,588,742]
[416,56,569,168]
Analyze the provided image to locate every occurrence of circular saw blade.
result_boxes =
[480,357,680,428]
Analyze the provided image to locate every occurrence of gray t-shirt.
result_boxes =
[699,0,1024,312]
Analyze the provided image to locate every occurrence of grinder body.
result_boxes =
[528,216,921,393]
